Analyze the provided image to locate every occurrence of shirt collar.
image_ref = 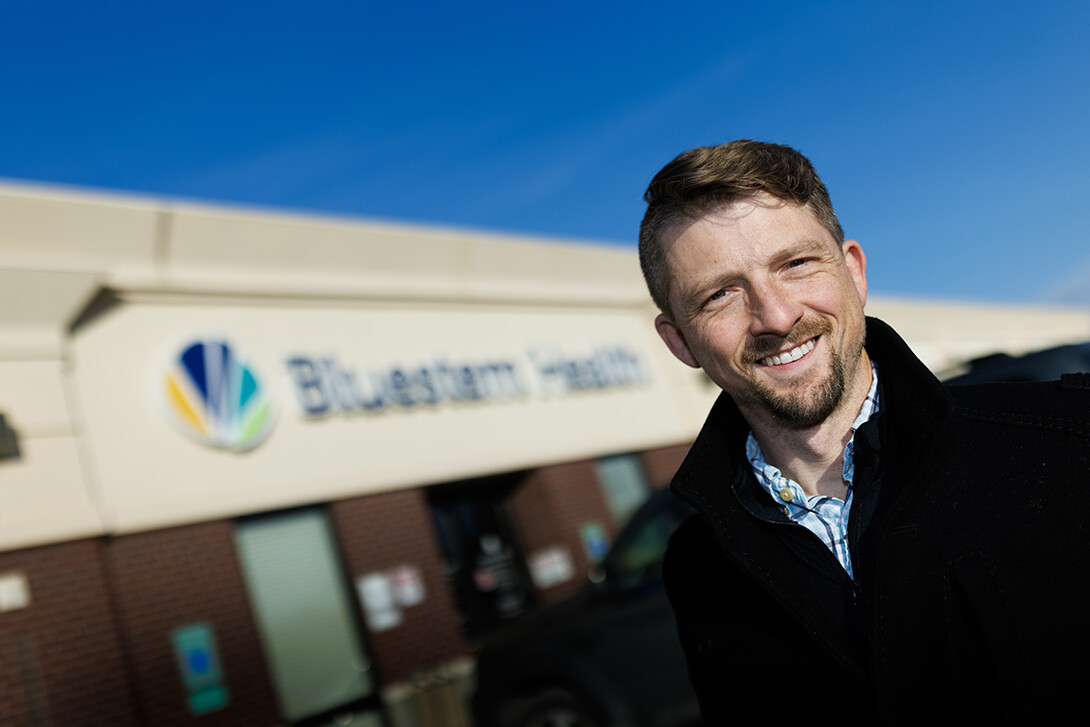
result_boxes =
[746,361,880,495]
[850,360,881,433]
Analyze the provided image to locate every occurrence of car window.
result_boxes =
[610,495,690,590]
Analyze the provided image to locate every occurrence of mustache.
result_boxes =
[743,319,832,363]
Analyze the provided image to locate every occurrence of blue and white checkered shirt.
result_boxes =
[745,362,880,579]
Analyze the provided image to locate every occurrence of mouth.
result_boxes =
[757,337,817,367]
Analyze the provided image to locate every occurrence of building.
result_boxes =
[2,181,1088,726]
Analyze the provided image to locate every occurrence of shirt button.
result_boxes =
[779,488,793,502]
[782,506,791,516]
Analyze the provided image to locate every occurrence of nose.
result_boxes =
[747,280,803,338]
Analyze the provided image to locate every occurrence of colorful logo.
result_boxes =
[164,340,275,451]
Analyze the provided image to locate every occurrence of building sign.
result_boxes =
[356,565,428,633]
[0,571,30,612]
[171,622,230,715]
[357,573,401,632]
[161,335,648,450]
[285,355,525,416]
[284,345,647,418]
[580,522,611,563]
[389,564,426,607]
[78,303,687,534]
[163,340,276,451]
[528,546,575,589]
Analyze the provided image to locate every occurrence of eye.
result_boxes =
[699,288,736,313]
[786,257,812,269]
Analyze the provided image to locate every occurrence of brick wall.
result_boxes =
[0,539,136,727]
[640,442,693,489]
[106,521,280,727]
[507,460,614,602]
[331,489,472,685]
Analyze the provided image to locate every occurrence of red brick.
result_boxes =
[640,442,693,489]
[106,522,280,727]
[0,540,136,727]
[509,460,614,602]
[331,490,472,685]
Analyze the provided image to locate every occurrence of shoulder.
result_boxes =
[663,515,719,592]
[664,514,717,574]
[932,380,1090,510]
[946,378,1090,439]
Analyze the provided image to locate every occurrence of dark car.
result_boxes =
[944,341,1090,384]
[472,488,700,727]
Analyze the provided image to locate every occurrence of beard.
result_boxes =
[740,317,864,430]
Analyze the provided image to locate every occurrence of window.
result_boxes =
[596,454,650,526]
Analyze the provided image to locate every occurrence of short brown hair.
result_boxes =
[638,140,844,316]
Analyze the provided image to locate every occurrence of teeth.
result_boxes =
[760,338,815,366]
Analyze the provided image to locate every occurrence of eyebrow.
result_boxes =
[768,239,835,267]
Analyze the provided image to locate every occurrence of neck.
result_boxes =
[747,351,873,499]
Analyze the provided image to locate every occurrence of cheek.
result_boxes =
[692,321,748,364]
[808,284,853,317]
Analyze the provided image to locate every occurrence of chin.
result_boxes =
[758,362,847,429]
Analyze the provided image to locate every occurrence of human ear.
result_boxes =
[842,240,868,308]
[655,313,701,369]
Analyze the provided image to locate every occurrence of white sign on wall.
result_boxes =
[389,564,425,607]
[528,546,575,589]
[282,344,647,418]
[356,573,401,632]
[73,302,691,534]
[0,571,30,612]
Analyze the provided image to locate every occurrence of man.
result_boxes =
[640,140,1090,723]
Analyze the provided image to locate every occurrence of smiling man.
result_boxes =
[641,140,1090,723]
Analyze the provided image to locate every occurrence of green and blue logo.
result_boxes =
[164,340,275,451]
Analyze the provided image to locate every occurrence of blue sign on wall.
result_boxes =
[581,522,611,563]
[171,622,230,715]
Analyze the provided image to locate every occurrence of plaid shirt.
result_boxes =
[746,362,880,579]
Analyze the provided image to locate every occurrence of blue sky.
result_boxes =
[3,1,1089,305]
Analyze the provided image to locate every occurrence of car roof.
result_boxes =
[944,341,1090,384]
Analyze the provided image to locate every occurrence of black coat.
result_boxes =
[664,317,1090,725]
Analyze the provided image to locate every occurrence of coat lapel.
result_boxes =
[672,392,868,679]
